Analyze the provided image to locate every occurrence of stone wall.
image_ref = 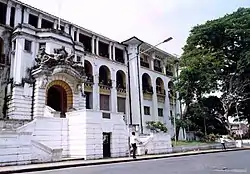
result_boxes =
[0,130,32,166]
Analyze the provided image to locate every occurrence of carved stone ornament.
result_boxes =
[39,76,48,89]
[32,46,86,82]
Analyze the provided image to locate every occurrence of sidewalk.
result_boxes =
[0,148,249,174]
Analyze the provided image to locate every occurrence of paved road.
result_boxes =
[19,150,250,174]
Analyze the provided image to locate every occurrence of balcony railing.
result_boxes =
[156,88,166,96]
[166,70,173,76]
[143,86,153,94]
[154,66,162,73]
[85,74,94,83]
[140,61,150,68]
[116,83,126,93]
[0,54,10,65]
[115,57,125,64]
[99,79,112,88]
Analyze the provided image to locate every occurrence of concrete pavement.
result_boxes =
[0,148,249,174]
[12,150,250,174]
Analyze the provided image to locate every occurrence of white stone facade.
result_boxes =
[0,0,179,164]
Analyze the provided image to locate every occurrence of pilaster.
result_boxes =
[109,42,112,60]
[14,4,22,27]
[76,29,79,42]
[5,1,12,26]
[111,69,117,112]
[96,37,99,55]
[23,8,29,24]
[53,20,58,29]
[112,43,116,60]
[64,24,70,34]
[70,27,75,40]
[33,79,46,118]
[93,65,100,110]
[37,14,42,28]
[152,83,158,122]
[91,36,95,54]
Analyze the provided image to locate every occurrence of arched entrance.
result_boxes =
[46,80,73,117]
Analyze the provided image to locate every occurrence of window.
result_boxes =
[117,97,126,113]
[158,108,163,117]
[85,92,92,109]
[144,106,150,115]
[28,14,38,27]
[24,40,32,52]
[100,94,110,111]
[77,56,81,62]
[39,43,46,50]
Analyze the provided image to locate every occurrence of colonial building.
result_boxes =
[0,0,179,164]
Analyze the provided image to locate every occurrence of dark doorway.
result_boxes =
[103,132,111,158]
[47,85,67,117]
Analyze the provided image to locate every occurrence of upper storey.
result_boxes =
[0,0,177,75]
[0,0,126,65]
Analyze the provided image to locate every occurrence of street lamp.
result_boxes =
[126,37,173,134]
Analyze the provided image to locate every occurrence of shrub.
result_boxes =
[146,121,168,133]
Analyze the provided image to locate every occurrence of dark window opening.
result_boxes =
[77,56,81,62]
[85,92,93,109]
[79,34,92,52]
[99,41,109,58]
[24,40,32,52]
[115,48,124,63]
[41,19,53,29]
[39,42,46,50]
[158,108,163,117]
[142,74,153,93]
[154,59,162,72]
[10,7,15,27]
[140,54,150,68]
[117,97,126,113]
[144,106,150,115]
[0,2,7,25]
[60,25,64,31]
[28,14,38,27]
[74,31,77,41]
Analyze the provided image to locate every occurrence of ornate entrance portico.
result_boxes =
[30,46,86,118]
[46,80,73,117]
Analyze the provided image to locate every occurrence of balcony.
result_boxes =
[154,66,162,73]
[166,70,173,76]
[99,79,112,89]
[85,74,94,83]
[115,57,125,64]
[156,88,166,96]
[143,86,153,94]
[116,83,126,94]
[140,61,150,68]
[0,54,10,66]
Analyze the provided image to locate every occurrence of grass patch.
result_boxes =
[173,141,211,147]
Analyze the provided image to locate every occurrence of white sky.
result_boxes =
[19,0,250,56]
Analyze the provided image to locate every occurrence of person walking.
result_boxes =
[130,132,140,159]
[220,136,226,150]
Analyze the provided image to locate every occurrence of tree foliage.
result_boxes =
[177,8,250,134]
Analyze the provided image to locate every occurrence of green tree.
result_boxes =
[177,8,250,134]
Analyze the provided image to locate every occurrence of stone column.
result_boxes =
[91,36,95,54]
[71,27,75,40]
[5,1,12,26]
[64,24,69,34]
[37,14,42,28]
[14,4,22,27]
[96,37,99,55]
[23,8,29,24]
[33,77,46,118]
[111,69,117,112]
[164,85,171,129]
[53,20,58,29]
[13,38,24,84]
[109,42,112,60]
[112,43,116,61]
[124,50,127,64]
[152,83,158,122]
[93,65,100,110]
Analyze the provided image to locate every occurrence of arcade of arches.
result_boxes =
[46,80,73,117]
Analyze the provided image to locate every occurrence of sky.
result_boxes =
[20,0,250,56]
